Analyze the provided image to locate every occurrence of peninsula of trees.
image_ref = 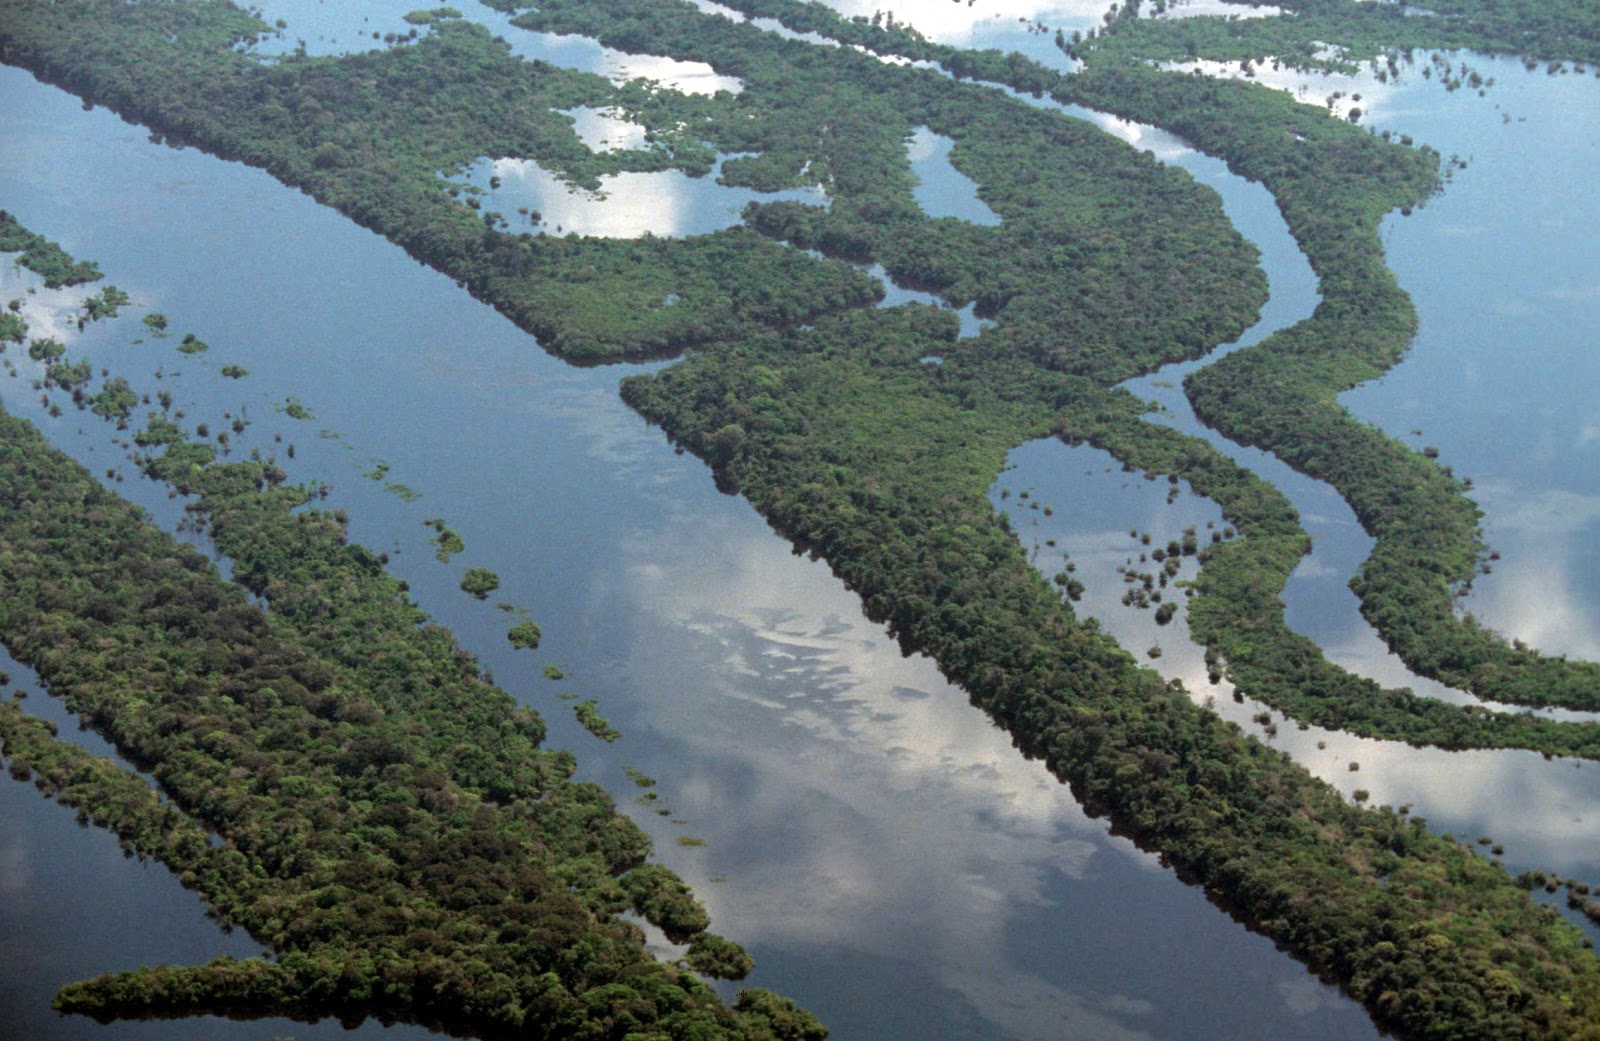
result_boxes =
[0,227,820,1038]
[3,1,1600,1039]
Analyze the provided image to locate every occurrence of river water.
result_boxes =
[0,6,1595,1041]
[997,46,1600,867]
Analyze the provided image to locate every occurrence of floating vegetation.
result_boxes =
[506,619,542,650]
[543,664,565,681]
[403,6,461,25]
[80,285,129,323]
[27,337,64,362]
[280,397,311,420]
[423,517,464,561]
[133,415,185,446]
[574,699,619,742]
[219,364,248,379]
[458,566,499,599]
[175,333,208,354]
[88,378,137,423]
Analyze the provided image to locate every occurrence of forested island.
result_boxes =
[0,221,820,1038]
[2,1,1600,1039]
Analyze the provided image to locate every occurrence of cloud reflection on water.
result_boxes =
[810,0,1119,42]
[907,126,1003,225]
[996,437,1600,887]
[241,0,744,93]
[0,265,94,343]
[610,511,1270,1041]
[563,106,651,152]
[1154,0,1283,18]
[449,153,826,238]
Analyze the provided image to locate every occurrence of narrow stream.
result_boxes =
[3,9,1599,1041]
[921,46,1551,726]
[0,53,1388,1041]
[984,42,1600,897]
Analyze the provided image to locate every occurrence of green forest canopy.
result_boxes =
[3,2,1600,1039]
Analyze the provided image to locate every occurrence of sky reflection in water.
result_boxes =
[450,154,828,238]
[0,62,1375,1040]
[996,56,1600,889]
[907,126,1003,225]
[241,0,743,93]
[3,13,1600,1041]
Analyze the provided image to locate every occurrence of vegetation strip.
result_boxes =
[3,1,1600,1038]
[703,0,1600,714]
[0,227,816,1039]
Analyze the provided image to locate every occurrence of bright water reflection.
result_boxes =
[4,13,1600,1041]
[1160,47,1600,670]
[564,106,651,152]
[995,439,1600,895]
[907,126,1002,225]
[1349,55,1600,665]
[449,153,828,238]
[989,71,1600,911]
[1152,0,1283,19]
[0,60,1386,1041]
[685,0,841,47]
[605,509,1377,1041]
[240,0,744,94]
[239,0,421,57]
[1161,58,1600,884]
[1160,56,1401,122]
[811,0,1111,54]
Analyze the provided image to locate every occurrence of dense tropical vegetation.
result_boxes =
[0,267,820,1038]
[3,1,1600,1039]
[0,208,103,286]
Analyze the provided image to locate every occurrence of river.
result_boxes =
[0,6,1595,1041]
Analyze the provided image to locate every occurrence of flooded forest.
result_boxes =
[1,1,1599,1040]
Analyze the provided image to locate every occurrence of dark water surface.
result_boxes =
[1002,51,1600,885]
[0,11,1594,1041]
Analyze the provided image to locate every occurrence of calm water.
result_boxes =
[1000,50,1600,883]
[0,10,1595,1041]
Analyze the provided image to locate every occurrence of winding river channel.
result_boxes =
[1,5,1597,1041]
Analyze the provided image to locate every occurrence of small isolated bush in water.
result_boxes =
[423,518,464,562]
[459,567,499,599]
[28,338,64,362]
[507,619,541,650]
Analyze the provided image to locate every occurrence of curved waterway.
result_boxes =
[994,49,1600,900]
[0,58,1384,1041]
[959,51,1589,720]
[1,15,1597,1041]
